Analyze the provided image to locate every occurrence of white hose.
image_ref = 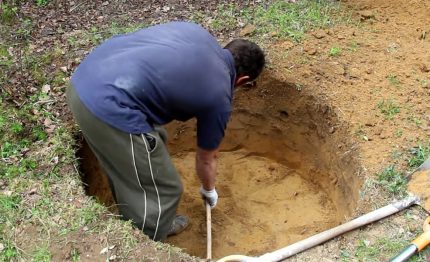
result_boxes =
[217,197,419,262]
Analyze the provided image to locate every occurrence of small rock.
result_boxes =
[0,243,4,252]
[418,62,430,73]
[270,31,279,37]
[333,64,345,75]
[349,67,361,78]
[162,6,170,12]
[373,127,383,135]
[329,126,335,133]
[43,118,53,127]
[100,247,109,255]
[2,190,13,196]
[239,24,256,37]
[28,188,37,195]
[60,66,68,73]
[102,1,109,6]
[41,84,51,93]
[364,118,376,127]
[358,10,375,20]
[109,255,117,260]
[312,30,326,39]
[380,131,390,139]
[304,46,317,55]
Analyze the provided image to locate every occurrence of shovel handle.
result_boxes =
[412,217,430,251]
[206,201,212,261]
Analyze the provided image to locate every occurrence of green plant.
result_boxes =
[10,122,23,134]
[16,19,33,40]
[355,239,379,260]
[329,46,342,56]
[33,245,51,262]
[32,127,47,141]
[211,3,238,31]
[0,45,13,68]
[70,248,80,262]
[377,99,400,119]
[0,3,18,24]
[408,144,430,168]
[0,240,19,261]
[394,129,403,138]
[387,74,400,86]
[348,41,359,52]
[236,0,347,41]
[407,115,422,127]
[376,165,407,196]
[35,0,48,7]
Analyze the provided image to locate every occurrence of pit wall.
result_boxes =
[165,75,363,221]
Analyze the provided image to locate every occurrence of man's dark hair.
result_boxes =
[224,39,265,81]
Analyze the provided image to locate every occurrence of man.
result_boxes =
[67,21,265,241]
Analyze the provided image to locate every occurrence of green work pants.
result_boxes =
[66,84,183,241]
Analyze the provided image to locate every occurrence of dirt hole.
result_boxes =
[77,76,362,259]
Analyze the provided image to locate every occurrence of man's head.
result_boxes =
[224,39,265,87]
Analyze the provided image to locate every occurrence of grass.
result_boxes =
[207,0,349,41]
[376,165,407,196]
[387,74,401,87]
[0,2,18,24]
[408,143,430,168]
[377,99,400,120]
[355,237,429,261]
[329,46,342,56]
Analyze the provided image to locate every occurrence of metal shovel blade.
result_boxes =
[408,157,430,212]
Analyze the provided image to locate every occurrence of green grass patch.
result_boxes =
[32,244,51,262]
[329,46,342,56]
[35,0,49,7]
[408,143,430,168]
[0,240,19,261]
[206,0,350,41]
[377,99,400,120]
[355,237,429,261]
[387,74,400,87]
[376,165,407,196]
[0,3,18,24]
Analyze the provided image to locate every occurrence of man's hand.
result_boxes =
[200,186,218,208]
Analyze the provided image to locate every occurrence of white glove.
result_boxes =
[200,186,218,209]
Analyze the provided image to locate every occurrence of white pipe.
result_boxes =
[217,197,419,262]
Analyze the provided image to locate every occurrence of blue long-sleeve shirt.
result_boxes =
[71,22,236,149]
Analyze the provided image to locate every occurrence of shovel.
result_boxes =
[407,156,430,213]
[389,157,430,261]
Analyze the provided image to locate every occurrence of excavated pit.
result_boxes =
[77,77,362,259]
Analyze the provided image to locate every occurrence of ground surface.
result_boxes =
[1,0,430,261]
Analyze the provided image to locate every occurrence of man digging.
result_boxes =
[67,21,265,241]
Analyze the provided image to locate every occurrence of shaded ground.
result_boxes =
[1,0,430,261]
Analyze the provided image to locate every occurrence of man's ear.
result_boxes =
[234,75,251,87]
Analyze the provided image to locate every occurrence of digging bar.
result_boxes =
[206,201,212,261]
[216,197,419,262]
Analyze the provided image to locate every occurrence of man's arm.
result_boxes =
[196,147,218,190]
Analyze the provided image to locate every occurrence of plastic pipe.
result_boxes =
[216,197,419,262]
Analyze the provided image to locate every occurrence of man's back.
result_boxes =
[72,22,236,137]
